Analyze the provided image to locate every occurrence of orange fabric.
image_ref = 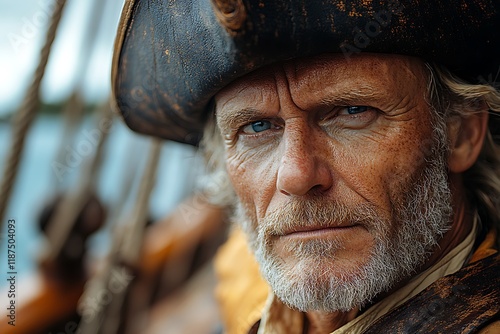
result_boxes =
[214,228,269,334]
[215,227,498,334]
[479,321,500,333]
[470,228,498,263]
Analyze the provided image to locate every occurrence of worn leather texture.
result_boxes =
[364,253,500,334]
[112,0,500,145]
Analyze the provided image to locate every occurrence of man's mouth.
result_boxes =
[281,224,360,238]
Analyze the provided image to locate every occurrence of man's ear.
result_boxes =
[448,111,489,173]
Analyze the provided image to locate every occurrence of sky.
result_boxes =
[0,0,124,115]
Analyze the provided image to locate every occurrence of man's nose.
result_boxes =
[276,127,333,196]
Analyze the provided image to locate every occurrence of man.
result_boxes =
[112,1,500,333]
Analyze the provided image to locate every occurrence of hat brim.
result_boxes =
[112,0,500,145]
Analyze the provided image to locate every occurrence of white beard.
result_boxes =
[235,127,453,312]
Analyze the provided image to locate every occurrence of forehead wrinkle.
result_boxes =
[216,107,262,131]
[291,56,426,104]
[282,62,301,109]
[288,70,399,112]
[273,64,297,117]
[215,76,278,130]
[318,88,381,106]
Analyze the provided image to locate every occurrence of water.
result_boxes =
[0,114,204,285]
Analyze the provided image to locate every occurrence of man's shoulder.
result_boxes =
[479,320,500,334]
[365,253,500,333]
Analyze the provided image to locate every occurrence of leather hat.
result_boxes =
[112,0,500,145]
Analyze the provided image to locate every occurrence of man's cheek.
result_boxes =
[225,147,267,180]
[225,162,258,222]
[228,151,277,200]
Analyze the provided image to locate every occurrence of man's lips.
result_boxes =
[280,224,360,238]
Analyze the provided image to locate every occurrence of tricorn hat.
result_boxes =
[112,0,500,146]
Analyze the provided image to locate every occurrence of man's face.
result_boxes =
[215,54,452,311]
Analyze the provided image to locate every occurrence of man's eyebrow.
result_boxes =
[216,107,263,130]
[319,89,382,105]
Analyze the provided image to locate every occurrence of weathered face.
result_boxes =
[215,53,452,311]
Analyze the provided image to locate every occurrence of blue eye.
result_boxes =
[345,106,369,114]
[243,120,273,133]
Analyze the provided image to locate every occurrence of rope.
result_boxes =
[73,137,143,334]
[103,139,162,334]
[53,0,107,187]
[0,0,67,230]
[53,91,86,187]
[120,139,163,267]
[45,99,114,262]
[78,138,163,334]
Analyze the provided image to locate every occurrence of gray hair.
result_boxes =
[199,104,235,207]
[426,65,500,245]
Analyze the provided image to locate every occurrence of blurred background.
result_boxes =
[0,1,227,333]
